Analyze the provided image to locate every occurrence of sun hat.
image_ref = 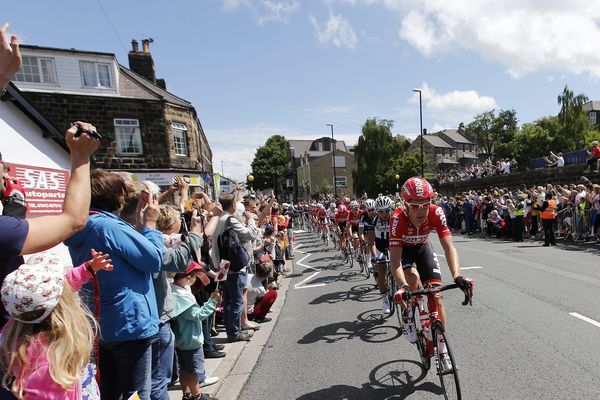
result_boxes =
[1,253,65,324]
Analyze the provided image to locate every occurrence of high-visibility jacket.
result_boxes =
[540,199,556,220]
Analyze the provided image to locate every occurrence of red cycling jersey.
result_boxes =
[334,210,350,224]
[349,209,363,226]
[317,209,327,219]
[389,204,451,247]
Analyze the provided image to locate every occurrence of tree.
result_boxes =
[557,85,589,150]
[313,179,333,198]
[250,135,290,191]
[508,120,554,167]
[464,109,518,157]
[354,118,412,196]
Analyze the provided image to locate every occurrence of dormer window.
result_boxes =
[80,61,113,88]
[14,56,57,84]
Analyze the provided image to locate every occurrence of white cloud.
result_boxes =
[308,14,358,49]
[380,0,600,78]
[222,0,299,25]
[410,83,497,113]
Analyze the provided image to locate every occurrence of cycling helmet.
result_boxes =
[338,204,347,213]
[350,200,359,210]
[375,196,394,211]
[341,196,351,204]
[329,202,336,208]
[401,177,434,203]
[364,199,376,210]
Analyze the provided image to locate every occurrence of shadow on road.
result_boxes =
[309,284,379,305]
[296,359,442,400]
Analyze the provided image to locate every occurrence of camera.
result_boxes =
[71,122,103,142]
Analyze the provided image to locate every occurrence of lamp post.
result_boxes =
[395,174,400,196]
[247,174,254,193]
[326,123,338,198]
[413,89,424,177]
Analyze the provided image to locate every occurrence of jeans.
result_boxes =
[202,314,217,353]
[151,322,175,400]
[223,271,247,337]
[99,333,159,400]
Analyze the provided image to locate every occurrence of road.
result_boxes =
[239,230,600,399]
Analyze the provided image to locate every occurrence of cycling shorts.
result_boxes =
[337,223,347,232]
[400,242,442,286]
[351,225,359,234]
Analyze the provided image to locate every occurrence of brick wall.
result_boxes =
[309,150,355,196]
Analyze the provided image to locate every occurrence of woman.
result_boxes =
[64,170,163,400]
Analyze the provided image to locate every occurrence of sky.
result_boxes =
[5,0,600,182]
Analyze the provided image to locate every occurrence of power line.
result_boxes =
[95,0,128,52]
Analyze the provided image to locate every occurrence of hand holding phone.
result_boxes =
[71,122,103,142]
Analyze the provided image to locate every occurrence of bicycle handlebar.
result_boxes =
[403,283,472,306]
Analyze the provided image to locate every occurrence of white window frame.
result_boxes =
[114,119,143,155]
[14,56,58,84]
[331,156,346,168]
[334,176,347,188]
[80,61,113,88]
[171,123,189,156]
[590,112,597,126]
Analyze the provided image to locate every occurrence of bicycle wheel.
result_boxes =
[433,321,461,400]
[363,250,371,279]
[348,243,354,268]
[385,266,397,317]
[411,303,431,371]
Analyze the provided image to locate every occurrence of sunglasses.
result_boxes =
[405,201,431,210]
[377,209,390,214]
[367,208,375,212]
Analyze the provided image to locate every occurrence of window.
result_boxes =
[14,56,57,84]
[171,123,188,156]
[286,179,294,188]
[449,149,454,157]
[332,156,346,168]
[590,112,597,126]
[80,61,113,88]
[114,119,142,155]
[334,176,347,187]
[436,148,442,155]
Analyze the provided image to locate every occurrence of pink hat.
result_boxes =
[1,253,65,324]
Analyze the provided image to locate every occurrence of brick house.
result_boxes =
[12,40,214,194]
[583,101,600,129]
[291,137,355,201]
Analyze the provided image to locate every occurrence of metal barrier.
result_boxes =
[554,207,573,240]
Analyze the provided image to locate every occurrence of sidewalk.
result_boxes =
[168,258,294,400]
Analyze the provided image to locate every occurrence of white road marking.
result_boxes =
[294,229,306,233]
[293,236,330,289]
[461,266,483,270]
[569,312,600,329]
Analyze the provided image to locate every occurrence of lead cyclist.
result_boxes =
[389,177,474,372]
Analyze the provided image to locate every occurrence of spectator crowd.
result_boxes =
[437,157,518,184]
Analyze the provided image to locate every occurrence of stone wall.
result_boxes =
[438,164,600,195]
[309,150,355,196]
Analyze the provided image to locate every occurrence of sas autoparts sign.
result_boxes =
[9,163,70,217]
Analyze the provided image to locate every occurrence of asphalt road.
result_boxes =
[239,230,600,400]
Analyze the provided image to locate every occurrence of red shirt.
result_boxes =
[317,209,327,219]
[592,145,600,158]
[334,210,350,224]
[389,204,451,247]
[349,209,363,226]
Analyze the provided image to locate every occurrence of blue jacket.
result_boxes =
[64,210,163,343]
[170,284,217,350]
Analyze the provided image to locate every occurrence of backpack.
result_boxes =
[217,216,250,272]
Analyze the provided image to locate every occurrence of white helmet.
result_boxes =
[329,202,336,208]
[364,199,376,210]
[350,200,359,210]
[375,196,394,211]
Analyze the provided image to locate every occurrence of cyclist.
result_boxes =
[389,177,474,372]
[358,199,377,270]
[347,200,363,252]
[326,202,337,222]
[334,204,351,257]
[372,196,395,315]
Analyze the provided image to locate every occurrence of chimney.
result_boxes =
[128,38,157,84]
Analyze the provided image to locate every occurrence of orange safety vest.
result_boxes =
[540,199,556,220]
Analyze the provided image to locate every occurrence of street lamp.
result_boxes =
[395,174,400,196]
[247,174,254,193]
[413,89,424,177]
[326,123,338,198]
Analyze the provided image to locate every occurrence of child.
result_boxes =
[0,250,113,400]
[170,262,220,400]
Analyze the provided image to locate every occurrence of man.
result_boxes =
[539,192,557,246]
[371,196,395,315]
[584,140,600,173]
[389,177,473,373]
[211,193,259,342]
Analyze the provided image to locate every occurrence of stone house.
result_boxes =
[291,137,355,201]
[407,128,477,172]
[12,40,214,194]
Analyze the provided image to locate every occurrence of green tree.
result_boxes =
[508,120,554,167]
[464,109,518,156]
[313,179,333,198]
[354,118,412,196]
[250,135,290,191]
[557,85,589,150]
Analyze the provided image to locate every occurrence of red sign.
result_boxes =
[7,163,70,217]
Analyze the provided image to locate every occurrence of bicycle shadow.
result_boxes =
[305,270,366,285]
[296,360,442,400]
[309,286,380,305]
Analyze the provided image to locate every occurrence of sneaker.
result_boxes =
[214,344,225,351]
[198,393,218,400]
[401,319,417,343]
[381,297,391,316]
[255,316,272,323]
[227,330,253,342]
[439,354,453,374]
[204,350,226,359]
[200,376,219,388]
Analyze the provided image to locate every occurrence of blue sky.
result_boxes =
[6,0,600,181]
